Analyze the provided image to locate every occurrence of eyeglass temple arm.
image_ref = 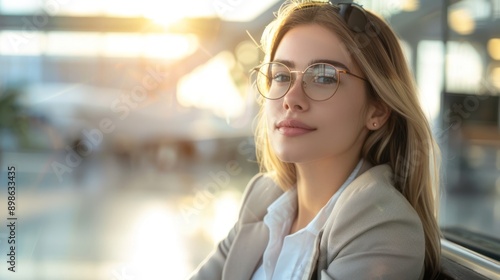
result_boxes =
[342,70,368,81]
[251,66,275,82]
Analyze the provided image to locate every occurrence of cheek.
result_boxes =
[264,100,280,125]
[334,89,368,117]
[263,101,287,156]
[320,97,368,133]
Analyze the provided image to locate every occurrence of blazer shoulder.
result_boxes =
[336,164,421,223]
[318,164,425,279]
[237,173,284,224]
[325,163,425,254]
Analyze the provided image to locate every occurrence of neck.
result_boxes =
[290,155,365,234]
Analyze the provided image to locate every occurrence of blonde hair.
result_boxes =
[254,0,441,277]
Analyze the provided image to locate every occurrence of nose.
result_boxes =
[282,75,310,111]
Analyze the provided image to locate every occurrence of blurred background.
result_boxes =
[0,0,498,279]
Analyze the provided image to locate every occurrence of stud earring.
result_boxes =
[373,122,378,128]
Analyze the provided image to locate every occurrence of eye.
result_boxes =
[313,75,337,84]
[272,72,291,83]
[307,64,338,85]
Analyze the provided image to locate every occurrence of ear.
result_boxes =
[365,100,391,130]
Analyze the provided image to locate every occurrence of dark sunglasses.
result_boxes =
[335,2,370,33]
[300,2,371,33]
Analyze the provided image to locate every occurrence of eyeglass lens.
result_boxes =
[256,63,340,101]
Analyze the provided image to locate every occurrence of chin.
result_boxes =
[270,135,325,163]
[273,147,315,164]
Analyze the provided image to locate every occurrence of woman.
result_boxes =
[190,1,441,279]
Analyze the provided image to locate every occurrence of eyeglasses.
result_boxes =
[253,62,367,101]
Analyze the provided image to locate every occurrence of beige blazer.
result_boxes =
[189,164,425,280]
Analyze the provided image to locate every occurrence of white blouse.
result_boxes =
[251,159,364,280]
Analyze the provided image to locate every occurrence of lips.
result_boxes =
[275,119,316,136]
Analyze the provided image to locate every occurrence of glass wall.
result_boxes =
[440,0,500,261]
[0,1,274,279]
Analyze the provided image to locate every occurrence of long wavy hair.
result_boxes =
[253,0,441,276]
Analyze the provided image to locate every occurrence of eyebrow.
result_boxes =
[272,59,351,71]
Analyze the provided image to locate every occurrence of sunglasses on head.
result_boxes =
[336,2,370,33]
[299,1,371,33]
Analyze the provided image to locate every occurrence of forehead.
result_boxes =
[274,24,355,70]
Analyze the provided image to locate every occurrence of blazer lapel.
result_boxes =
[223,221,269,280]
[301,229,323,280]
[222,175,284,280]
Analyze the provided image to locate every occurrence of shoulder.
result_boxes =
[318,164,425,278]
[237,173,284,224]
[334,164,421,226]
[322,163,425,261]
[330,164,424,235]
